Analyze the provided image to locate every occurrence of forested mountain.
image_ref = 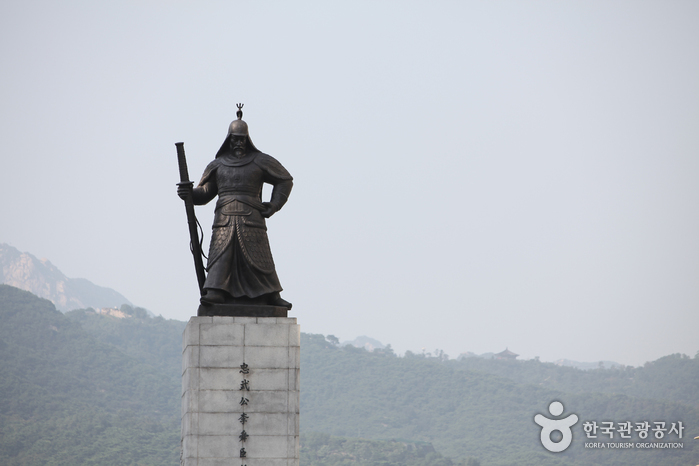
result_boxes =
[301,334,697,466]
[66,306,186,382]
[451,353,699,409]
[0,285,178,465]
[300,432,475,466]
[1,284,696,465]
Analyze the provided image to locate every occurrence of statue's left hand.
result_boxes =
[177,182,193,200]
[260,202,276,218]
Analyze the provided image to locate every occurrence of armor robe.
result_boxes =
[192,150,293,300]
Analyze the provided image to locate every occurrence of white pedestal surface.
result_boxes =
[182,316,300,466]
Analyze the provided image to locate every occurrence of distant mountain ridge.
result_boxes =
[0,243,131,312]
[1,286,696,465]
[341,335,386,351]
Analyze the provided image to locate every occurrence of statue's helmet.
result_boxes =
[215,103,259,157]
[228,118,249,137]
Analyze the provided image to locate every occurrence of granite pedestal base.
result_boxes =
[182,316,300,466]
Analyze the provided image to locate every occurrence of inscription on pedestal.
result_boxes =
[182,316,300,466]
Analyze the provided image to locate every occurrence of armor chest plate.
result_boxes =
[216,163,264,195]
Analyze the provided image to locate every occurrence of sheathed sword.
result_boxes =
[175,142,207,296]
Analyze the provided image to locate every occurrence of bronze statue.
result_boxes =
[177,105,293,311]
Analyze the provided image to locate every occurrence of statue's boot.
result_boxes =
[201,288,227,305]
[268,292,292,309]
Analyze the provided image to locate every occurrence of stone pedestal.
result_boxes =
[182,316,300,466]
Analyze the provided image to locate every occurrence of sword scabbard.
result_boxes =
[175,142,207,296]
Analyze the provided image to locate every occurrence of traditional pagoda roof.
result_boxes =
[495,348,519,359]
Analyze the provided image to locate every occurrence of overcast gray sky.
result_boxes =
[2,1,697,366]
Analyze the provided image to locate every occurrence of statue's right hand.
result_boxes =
[177,182,193,200]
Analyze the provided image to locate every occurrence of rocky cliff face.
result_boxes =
[0,243,131,312]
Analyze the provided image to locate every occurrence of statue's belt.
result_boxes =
[216,193,264,214]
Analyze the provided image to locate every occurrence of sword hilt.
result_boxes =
[175,142,190,183]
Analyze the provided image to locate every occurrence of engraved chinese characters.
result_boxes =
[239,362,250,462]
[181,317,300,465]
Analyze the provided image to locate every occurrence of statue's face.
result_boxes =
[230,135,247,155]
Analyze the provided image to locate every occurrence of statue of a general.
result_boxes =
[177,106,293,309]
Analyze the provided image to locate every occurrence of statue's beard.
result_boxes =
[231,143,246,157]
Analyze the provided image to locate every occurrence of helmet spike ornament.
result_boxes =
[228,103,248,137]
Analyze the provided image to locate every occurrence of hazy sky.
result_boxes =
[2,1,697,366]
